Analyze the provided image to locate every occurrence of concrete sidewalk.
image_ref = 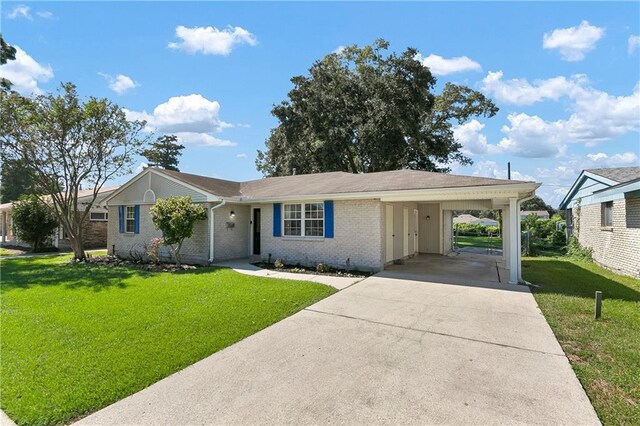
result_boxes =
[212,258,364,290]
[77,271,599,425]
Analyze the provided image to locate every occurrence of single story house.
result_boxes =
[0,186,119,249]
[560,167,640,278]
[520,210,550,220]
[453,214,498,227]
[104,168,539,284]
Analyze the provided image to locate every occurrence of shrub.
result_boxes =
[11,195,59,252]
[566,236,592,262]
[316,263,330,273]
[144,237,163,264]
[274,258,284,269]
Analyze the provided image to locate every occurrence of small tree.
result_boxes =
[141,135,185,171]
[150,196,207,266]
[12,195,59,252]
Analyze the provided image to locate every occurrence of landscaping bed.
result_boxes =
[1,254,336,426]
[252,261,372,278]
[524,257,640,424]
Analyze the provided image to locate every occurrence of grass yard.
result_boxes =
[455,235,502,249]
[0,247,23,256]
[0,255,336,425]
[524,257,640,425]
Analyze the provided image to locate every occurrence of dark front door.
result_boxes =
[252,208,261,255]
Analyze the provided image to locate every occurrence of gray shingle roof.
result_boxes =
[154,168,533,199]
[586,167,640,184]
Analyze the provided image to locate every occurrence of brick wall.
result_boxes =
[107,204,211,265]
[577,198,640,278]
[256,199,384,272]
[211,203,250,260]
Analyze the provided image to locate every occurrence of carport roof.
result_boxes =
[156,168,534,199]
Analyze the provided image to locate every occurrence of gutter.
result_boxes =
[209,200,226,263]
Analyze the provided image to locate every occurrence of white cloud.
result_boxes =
[135,162,148,174]
[36,10,54,19]
[0,46,53,95]
[175,132,236,147]
[7,5,31,19]
[124,94,236,147]
[168,25,257,56]
[453,120,497,156]
[236,153,247,158]
[496,113,567,158]
[471,161,535,182]
[481,71,586,105]
[99,73,139,95]
[543,20,604,61]
[628,35,640,55]
[415,53,481,75]
[333,45,346,55]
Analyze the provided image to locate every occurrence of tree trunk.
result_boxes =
[174,241,183,266]
[69,232,86,261]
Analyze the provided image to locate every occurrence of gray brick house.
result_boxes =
[560,167,640,278]
[104,168,539,283]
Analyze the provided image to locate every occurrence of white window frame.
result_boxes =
[89,212,108,222]
[125,206,136,233]
[601,201,613,228]
[282,202,325,238]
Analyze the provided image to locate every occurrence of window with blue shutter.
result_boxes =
[134,205,140,234]
[118,206,125,233]
[273,203,282,237]
[324,200,334,238]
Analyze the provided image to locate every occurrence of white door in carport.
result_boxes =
[413,209,419,254]
[403,208,409,257]
[385,204,394,262]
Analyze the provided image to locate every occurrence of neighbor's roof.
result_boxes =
[585,167,640,184]
[156,168,534,199]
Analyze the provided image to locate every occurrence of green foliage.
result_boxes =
[0,158,41,203]
[0,34,17,90]
[150,196,207,265]
[256,39,497,176]
[0,83,149,260]
[141,134,185,172]
[521,214,567,257]
[566,236,593,262]
[521,195,556,217]
[11,195,59,251]
[1,254,335,425]
[454,223,499,236]
[274,258,284,269]
[316,262,330,273]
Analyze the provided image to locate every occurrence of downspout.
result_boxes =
[209,200,226,263]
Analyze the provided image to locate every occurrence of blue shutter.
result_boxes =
[324,200,334,238]
[273,203,281,237]
[134,205,140,234]
[118,206,125,233]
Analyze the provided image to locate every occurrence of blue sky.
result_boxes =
[2,1,639,206]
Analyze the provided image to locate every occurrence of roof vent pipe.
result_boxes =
[507,162,511,180]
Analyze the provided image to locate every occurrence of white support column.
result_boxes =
[508,198,519,284]
[1,212,5,243]
[516,200,523,282]
[502,207,510,266]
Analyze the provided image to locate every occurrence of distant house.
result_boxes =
[453,214,498,226]
[520,210,550,219]
[453,214,478,224]
[103,168,539,283]
[560,167,640,278]
[0,186,119,249]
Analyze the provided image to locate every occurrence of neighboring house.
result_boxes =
[453,214,498,226]
[520,210,550,219]
[560,167,640,278]
[0,186,119,249]
[104,168,539,284]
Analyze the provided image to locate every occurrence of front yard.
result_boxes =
[524,257,640,425]
[0,255,336,425]
[455,235,503,249]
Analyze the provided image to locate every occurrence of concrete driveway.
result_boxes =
[78,255,599,425]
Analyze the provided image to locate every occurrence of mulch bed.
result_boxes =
[76,255,201,272]
[252,262,372,278]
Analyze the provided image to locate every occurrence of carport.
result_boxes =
[380,180,539,285]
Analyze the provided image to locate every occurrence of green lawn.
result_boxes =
[455,235,502,249]
[0,247,22,256]
[1,255,336,425]
[524,257,640,425]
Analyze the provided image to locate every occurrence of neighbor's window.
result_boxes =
[283,203,324,237]
[125,206,136,233]
[601,201,613,227]
[89,212,108,221]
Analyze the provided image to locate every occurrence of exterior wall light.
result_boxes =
[230,211,235,218]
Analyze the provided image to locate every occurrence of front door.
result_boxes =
[413,209,419,254]
[403,208,409,257]
[252,208,261,255]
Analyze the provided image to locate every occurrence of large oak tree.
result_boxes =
[256,40,497,176]
[0,83,149,260]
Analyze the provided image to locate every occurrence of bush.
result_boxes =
[11,195,59,251]
[274,258,284,269]
[566,236,592,262]
[316,263,330,273]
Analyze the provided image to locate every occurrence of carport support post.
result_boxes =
[508,198,519,284]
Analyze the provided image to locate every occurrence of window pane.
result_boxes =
[126,207,135,219]
[284,219,301,236]
[304,219,324,236]
[126,219,135,233]
[284,204,302,219]
[305,203,324,219]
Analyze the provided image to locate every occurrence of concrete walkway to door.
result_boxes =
[77,254,600,425]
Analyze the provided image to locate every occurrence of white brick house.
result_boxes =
[104,168,539,283]
[560,167,640,278]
